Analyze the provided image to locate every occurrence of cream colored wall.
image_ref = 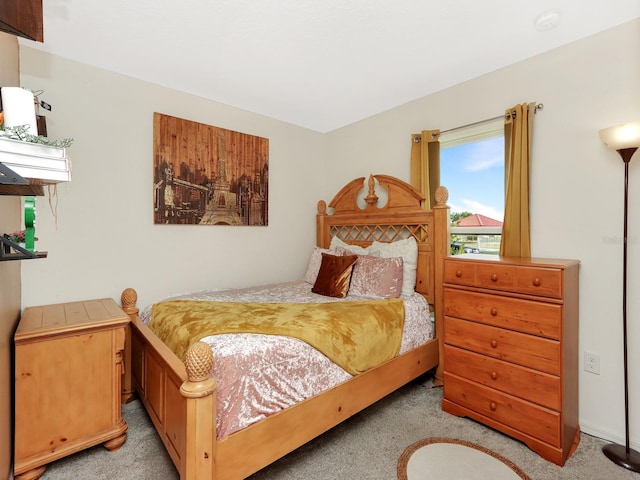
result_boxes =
[324,19,640,449]
[0,31,22,480]
[18,48,328,310]
[17,18,640,452]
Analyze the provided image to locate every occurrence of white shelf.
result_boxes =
[0,137,71,183]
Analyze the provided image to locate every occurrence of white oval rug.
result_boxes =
[397,438,531,480]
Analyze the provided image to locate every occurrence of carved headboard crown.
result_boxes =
[316,174,450,304]
[324,174,426,214]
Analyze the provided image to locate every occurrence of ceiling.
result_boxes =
[19,0,640,133]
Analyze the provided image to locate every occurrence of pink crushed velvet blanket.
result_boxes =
[141,280,432,438]
[150,298,404,375]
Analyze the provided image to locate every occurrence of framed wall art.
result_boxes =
[153,113,269,225]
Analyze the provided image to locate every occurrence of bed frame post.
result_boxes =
[316,200,329,248]
[180,341,217,480]
[120,288,139,403]
[431,186,450,386]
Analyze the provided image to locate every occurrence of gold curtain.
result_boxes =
[410,130,440,209]
[499,102,536,257]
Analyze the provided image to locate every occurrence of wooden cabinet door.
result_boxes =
[15,329,121,461]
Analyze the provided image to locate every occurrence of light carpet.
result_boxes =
[398,437,530,480]
[39,380,640,479]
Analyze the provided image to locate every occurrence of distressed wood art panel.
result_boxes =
[153,113,269,225]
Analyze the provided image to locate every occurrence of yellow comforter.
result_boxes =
[150,298,405,375]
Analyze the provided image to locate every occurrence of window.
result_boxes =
[440,120,504,255]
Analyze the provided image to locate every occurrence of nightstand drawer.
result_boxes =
[444,373,560,446]
[444,345,560,410]
[443,288,561,340]
[444,317,560,375]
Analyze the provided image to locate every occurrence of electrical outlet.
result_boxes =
[584,351,601,375]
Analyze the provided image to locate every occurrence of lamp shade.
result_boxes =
[599,122,640,151]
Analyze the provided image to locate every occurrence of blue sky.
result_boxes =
[440,136,505,221]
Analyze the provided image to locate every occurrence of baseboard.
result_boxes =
[580,421,640,451]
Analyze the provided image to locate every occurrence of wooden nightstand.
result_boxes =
[14,298,129,480]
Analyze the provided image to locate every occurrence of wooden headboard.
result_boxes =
[316,174,450,306]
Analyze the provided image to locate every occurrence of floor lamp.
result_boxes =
[599,121,640,473]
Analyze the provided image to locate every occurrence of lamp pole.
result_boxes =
[599,123,640,473]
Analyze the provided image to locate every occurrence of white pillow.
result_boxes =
[304,246,342,284]
[329,236,370,255]
[368,237,418,296]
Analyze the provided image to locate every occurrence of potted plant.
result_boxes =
[4,230,37,247]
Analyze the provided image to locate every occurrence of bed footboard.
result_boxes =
[120,287,439,480]
[121,289,216,480]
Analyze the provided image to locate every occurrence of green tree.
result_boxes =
[450,211,473,224]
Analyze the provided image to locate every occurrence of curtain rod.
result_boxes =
[413,103,544,142]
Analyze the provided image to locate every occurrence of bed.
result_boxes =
[120,174,450,480]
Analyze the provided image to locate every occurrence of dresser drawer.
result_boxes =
[513,266,563,299]
[444,345,560,410]
[444,373,561,446]
[445,260,563,299]
[444,317,560,375]
[444,288,561,340]
[476,263,562,298]
[444,260,477,287]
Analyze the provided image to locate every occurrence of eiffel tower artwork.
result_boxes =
[153,113,268,226]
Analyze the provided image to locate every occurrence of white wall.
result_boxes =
[18,19,640,449]
[324,19,640,449]
[18,48,329,309]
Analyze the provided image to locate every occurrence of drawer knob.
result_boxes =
[491,371,498,380]
[533,278,541,287]
[455,270,462,278]
[490,340,498,348]
[490,307,498,316]
[491,274,498,282]
[490,401,497,411]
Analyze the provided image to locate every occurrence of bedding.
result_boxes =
[348,254,404,298]
[369,237,418,296]
[303,246,405,299]
[329,235,370,255]
[150,297,405,374]
[311,253,358,298]
[140,280,432,439]
[330,235,418,296]
[303,246,344,284]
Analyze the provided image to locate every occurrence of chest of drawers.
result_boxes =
[442,255,580,466]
